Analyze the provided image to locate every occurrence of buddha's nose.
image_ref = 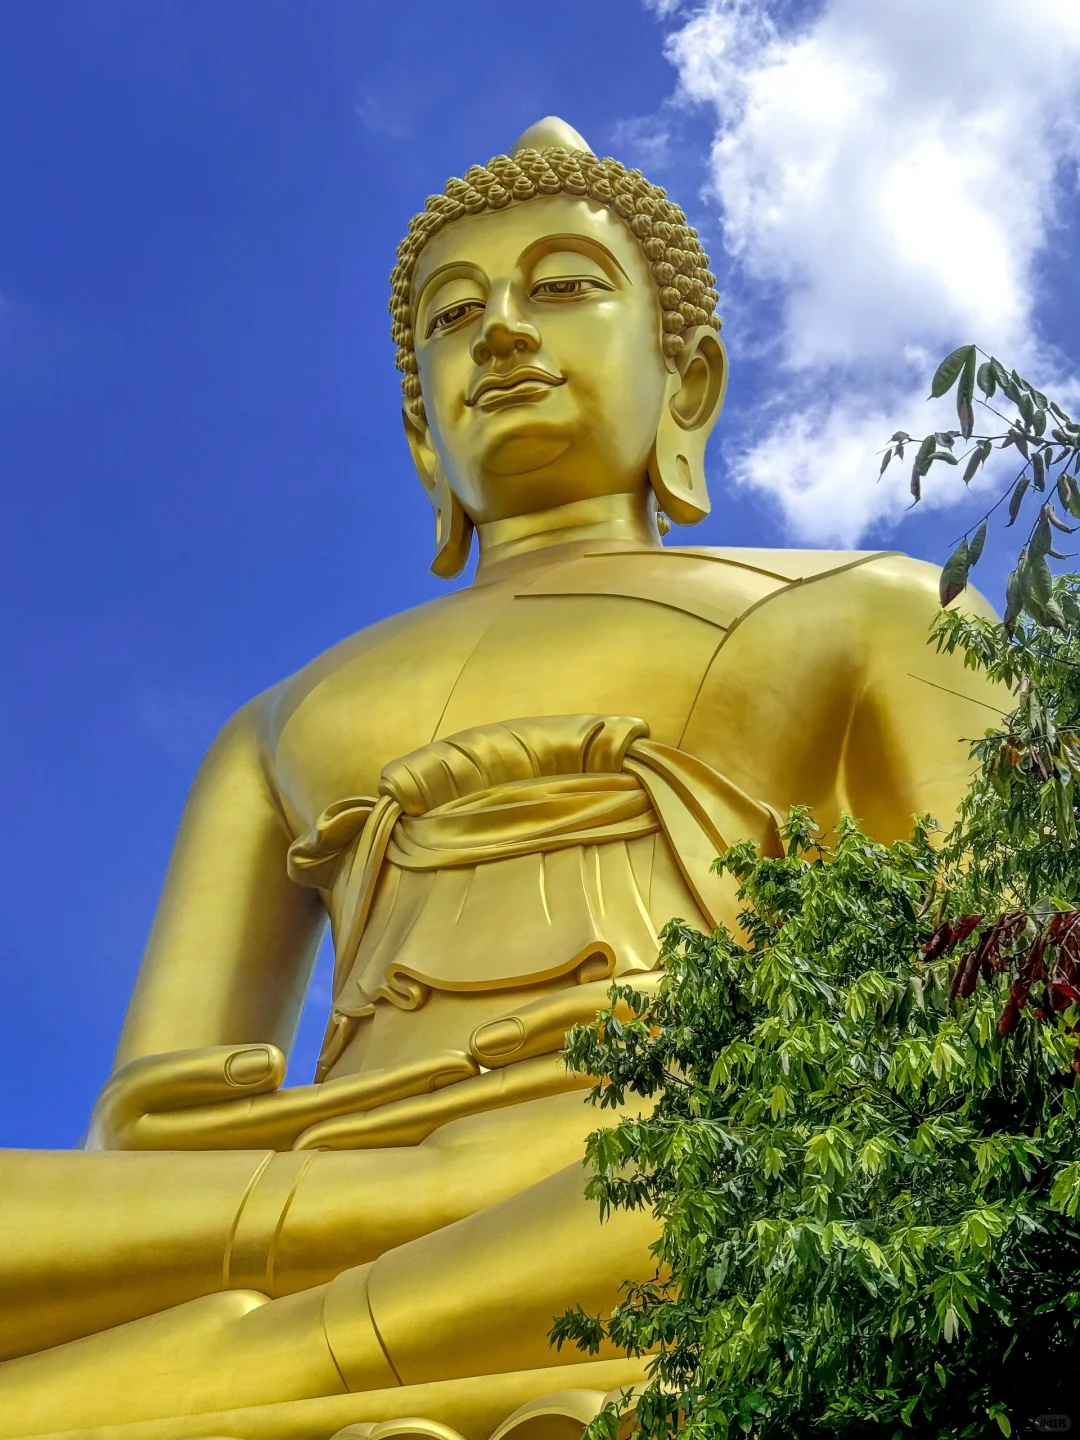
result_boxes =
[471,283,540,364]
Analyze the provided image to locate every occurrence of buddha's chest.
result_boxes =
[271,582,729,832]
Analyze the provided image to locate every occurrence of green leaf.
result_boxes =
[879,448,894,476]
[1021,549,1055,626]
[1031,509,1053,560]
[930,345,975,399]
[939,540,969,607]
[967,520,987,566]
[963,439,992,483]
[957,349,977,438]
[976,360,997,398]
[1007,473,1030,525]
[1033,451,1046,491]
[1056,470,1080,519]
[1042,595,1067,630]
[1014,374,1038,422]
[1003,565,1024,632]
[1050,1162,1080,1218]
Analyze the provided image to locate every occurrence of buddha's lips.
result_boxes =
[467,367,565,406]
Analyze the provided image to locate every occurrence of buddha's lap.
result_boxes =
[0,1109,658,1432]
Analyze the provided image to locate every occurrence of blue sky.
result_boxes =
[2,0,1078,1147]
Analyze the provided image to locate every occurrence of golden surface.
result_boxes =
[0,117,1003,1440]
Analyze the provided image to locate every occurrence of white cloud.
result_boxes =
[652,0,1080,543]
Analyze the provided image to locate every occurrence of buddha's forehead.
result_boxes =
[410,194,647,299]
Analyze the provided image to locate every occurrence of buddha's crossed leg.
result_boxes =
[0,1089,659,1435]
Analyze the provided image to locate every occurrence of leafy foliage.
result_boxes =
[552,364,1080,1438]
[879,346,1080,633]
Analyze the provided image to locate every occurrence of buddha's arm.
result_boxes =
[114,697,322,1067]
[98,701,481,1150]
[840,556,1007,837]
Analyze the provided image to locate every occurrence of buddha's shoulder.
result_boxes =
[237,587,480,744]
[513,543,966,633]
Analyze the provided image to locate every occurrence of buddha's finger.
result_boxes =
[293,1053,593,1151]
[468,971,663,1069]
[105,1049,482,1152]
[85,1044,286,1150]
[208,1047,482,1142]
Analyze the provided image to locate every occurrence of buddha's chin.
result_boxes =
[481,432,572,478]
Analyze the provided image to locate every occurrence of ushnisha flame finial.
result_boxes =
[508,115,591,158]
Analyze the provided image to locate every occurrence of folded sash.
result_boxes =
[288,715,781,1079]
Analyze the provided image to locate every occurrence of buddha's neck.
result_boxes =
[474,491,660,579]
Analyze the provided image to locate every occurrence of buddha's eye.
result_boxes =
[530,276,611,301]
[426,300,483,337]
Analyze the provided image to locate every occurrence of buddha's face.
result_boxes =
[409,195,669,524]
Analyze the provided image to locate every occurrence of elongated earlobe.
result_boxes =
[426,463,473,579]
[648,327,728,529]
[402,405,474,579]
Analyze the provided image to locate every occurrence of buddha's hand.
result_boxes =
[85,1043,479,1151]
[468,970,663,1070]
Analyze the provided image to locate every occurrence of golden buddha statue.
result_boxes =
[0,118,1001,1440]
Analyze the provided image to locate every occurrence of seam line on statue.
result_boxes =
[265,1151,316,1293]
[513,589,731,631]
[625,840,655,936]
[720,552,896,647]
[834,670,866,817]
[675,631,731,751]
[538,850,550,924]
[675,553,896,750]
[223,1150,274,1290]
[583,547,793,581]
[367,1289,405,1386]
[452,867,476,924]
[425,603,512,745]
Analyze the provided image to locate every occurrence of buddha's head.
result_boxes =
[390,117,727,576]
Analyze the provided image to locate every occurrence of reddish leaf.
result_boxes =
[1049,962,1080,1011]
[958,951,980,999]
[1017,935,1048,991]
[924,914,983,961]
[1047,911,1080,944]
[953,915,984,949]
[1055,949,1078,988]
[950,950,979,1001]
[923,921,955,960]
[998,996,1022,1036]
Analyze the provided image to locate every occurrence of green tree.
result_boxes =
[552,355,1080,1439]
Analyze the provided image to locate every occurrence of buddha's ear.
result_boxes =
[401,403,474,579]
[648,326,728,528]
